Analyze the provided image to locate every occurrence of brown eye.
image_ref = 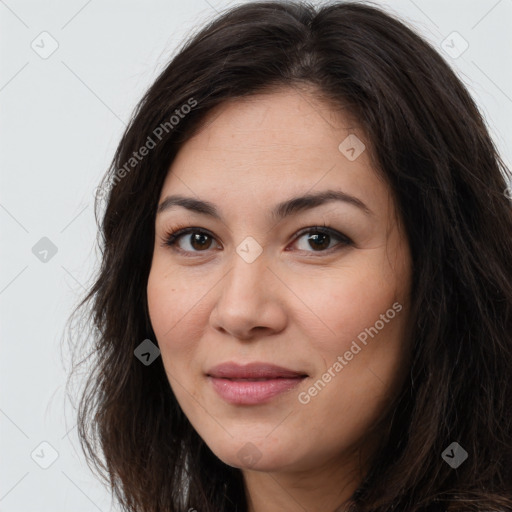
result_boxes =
[162,225,352,257]
[303,232,331,251]
[291,227,352,253]
[164,229,219,253]
[187,232,214,251]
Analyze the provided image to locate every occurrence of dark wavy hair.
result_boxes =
[65,1,512,511]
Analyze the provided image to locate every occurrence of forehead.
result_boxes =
[181,87,360,156]
[158,88,388,220]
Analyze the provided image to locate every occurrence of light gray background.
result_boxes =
[1,0,511,510]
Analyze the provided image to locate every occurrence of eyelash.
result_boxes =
[159,222,353,258]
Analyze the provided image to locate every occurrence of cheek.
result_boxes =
[146,266,207,411]
[146,264,203,362]
[292,258,403,348]
[293,249,409,406]
[296,299,409,455]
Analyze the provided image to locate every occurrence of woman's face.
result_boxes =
[147,87,412,475]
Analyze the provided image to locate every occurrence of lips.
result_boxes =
[207,362,307,379]
[206,362,307,405]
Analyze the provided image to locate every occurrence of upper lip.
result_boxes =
[207,362,307,379]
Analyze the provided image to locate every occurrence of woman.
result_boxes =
[67,1,512,511]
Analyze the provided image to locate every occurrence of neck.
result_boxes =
[242,447,372,512]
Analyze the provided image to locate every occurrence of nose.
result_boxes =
[209,249,287,341]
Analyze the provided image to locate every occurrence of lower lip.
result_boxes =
[208,376,305,405]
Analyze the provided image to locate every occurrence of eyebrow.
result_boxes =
[156,189,373,220]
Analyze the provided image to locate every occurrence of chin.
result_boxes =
[207,436,299,472]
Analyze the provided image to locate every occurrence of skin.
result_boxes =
[147,86,413,512]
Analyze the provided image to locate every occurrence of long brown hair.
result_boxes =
[66,1,512,511]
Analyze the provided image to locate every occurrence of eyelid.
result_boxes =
[160,225,220,257]
[159,224,353,256]
[292,225,352,246]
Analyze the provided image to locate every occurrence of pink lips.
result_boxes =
[207,362,307,405]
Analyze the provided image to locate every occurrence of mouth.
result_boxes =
[206,362,308,405]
